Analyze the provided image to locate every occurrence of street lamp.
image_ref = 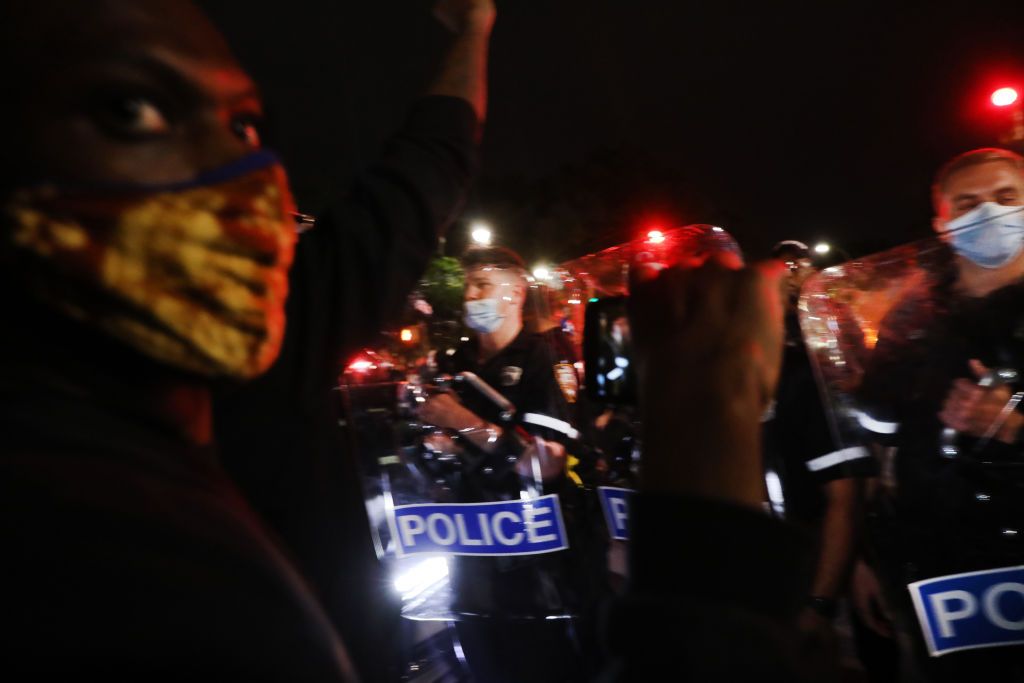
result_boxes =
[470,222,493,246]
[813,242,831,255]
[532,265,551,281]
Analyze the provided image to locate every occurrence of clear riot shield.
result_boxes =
[338,255,607,633]
[563,225,743,482]
[799,209,1024,663]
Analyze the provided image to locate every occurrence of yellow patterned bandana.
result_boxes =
[2,152,297,379]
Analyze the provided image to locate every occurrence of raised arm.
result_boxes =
[293,1,497,363]
[429,0,496,121]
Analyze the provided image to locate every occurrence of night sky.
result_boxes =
[202,0,1024,263]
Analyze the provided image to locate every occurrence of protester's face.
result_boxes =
[464,266,524,317]
[8,0,263,189]
[935,161,1024,226]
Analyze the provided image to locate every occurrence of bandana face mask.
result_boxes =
[2,150,297,379]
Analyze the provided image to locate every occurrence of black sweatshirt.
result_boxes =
[212,95,480,681]
[605,495,813,682]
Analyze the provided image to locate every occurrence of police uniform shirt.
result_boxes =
[763,317,876,528]
[445,328,580,447]
[856,279,1024,580]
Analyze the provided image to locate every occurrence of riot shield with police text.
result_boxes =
[338,254,604,625]
[799,210,1024,661]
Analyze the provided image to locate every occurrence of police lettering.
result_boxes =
[391,495,569,556]
[930,582,1024,638]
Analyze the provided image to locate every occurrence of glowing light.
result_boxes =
[399,328,413,343]
[349,359,374,372]
[992,87,1020,108]
[813,242,831,255]
[588,297,599,303]
[646,230,666,244]
[470,222,493,246]
[393,557,449,600]
[567,298,581,305]
[533,265,551,280]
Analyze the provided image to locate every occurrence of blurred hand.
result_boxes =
[630,257,785,506]
[515,438,567,481]
[433,0,496,35]
[939,359,1024,444]
[417,391,479,432]
[423,431,461,456]
[850,559,893,638]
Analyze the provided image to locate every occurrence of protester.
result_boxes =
[603,256,817,681]
[0,0,493,678]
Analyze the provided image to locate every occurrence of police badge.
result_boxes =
[554,363,579,403]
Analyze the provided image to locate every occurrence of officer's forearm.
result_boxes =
[456,419,504,453]
[426,22,491,121]
[811,478,861,599]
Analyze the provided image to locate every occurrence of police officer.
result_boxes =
[763,240,876,677]
[856,148,1024,679]
[418,246,605,683]
[421,247,580,481]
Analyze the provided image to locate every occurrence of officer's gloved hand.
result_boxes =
[629,256,786,508]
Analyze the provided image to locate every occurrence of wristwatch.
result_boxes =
[806,595,839,619]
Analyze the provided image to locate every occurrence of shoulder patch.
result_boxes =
[554,363,579,404]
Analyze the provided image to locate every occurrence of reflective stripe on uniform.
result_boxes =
[522,413,580,440]
[805,446,871,473]
[855,410,899,435]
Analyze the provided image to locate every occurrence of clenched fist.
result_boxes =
[630,257,786,507]
[434,0,496,35]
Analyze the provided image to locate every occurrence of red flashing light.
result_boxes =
[349,359,374,372]
[992,87,1019,108]
[646,229,666,244]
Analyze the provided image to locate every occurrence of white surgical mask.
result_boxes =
[946,202,1024,269]
[464,298,505,333]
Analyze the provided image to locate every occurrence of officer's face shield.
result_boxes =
[337,256,598,624]
[799,206,1024,477]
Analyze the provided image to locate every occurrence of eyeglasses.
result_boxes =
[292,212,316,234]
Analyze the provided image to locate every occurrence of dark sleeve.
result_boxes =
[0,449,355,681]
[293,95,479,373]
[854,333,909,447]
[516,336,580,443]
[788,354,878,484]
[603,495,813,681]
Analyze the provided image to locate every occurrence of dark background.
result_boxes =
[202,0,1024,264]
